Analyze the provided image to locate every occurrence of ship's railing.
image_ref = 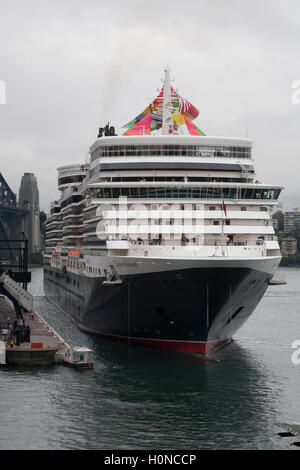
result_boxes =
[93,144,252,159]
[88,185,281,201]
[124,243,268,258]
[113,237,265,248]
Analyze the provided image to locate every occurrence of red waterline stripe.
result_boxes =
[45,296,227,354]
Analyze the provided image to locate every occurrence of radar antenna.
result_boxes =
[162,66,172,135]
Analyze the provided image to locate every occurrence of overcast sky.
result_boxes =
[0,0,299,211]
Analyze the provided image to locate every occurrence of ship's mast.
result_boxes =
[162,67,172,135]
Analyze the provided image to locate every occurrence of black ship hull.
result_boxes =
[44,262,274,354]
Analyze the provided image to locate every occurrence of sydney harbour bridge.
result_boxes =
[0,172,28,266]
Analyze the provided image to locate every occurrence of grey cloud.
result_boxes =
[0,0,299,210]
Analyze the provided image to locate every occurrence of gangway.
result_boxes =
[0,273,33,312]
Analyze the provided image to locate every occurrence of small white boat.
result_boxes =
[64,346,93,369]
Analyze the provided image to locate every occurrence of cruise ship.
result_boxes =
[43,69,282,354]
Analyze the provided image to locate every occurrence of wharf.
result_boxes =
[0,297,63,366]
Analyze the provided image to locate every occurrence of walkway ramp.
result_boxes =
[0,273,33,312]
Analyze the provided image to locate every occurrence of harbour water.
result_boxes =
[0,267,299,450]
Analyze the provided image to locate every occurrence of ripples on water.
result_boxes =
[0,267,299,450]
